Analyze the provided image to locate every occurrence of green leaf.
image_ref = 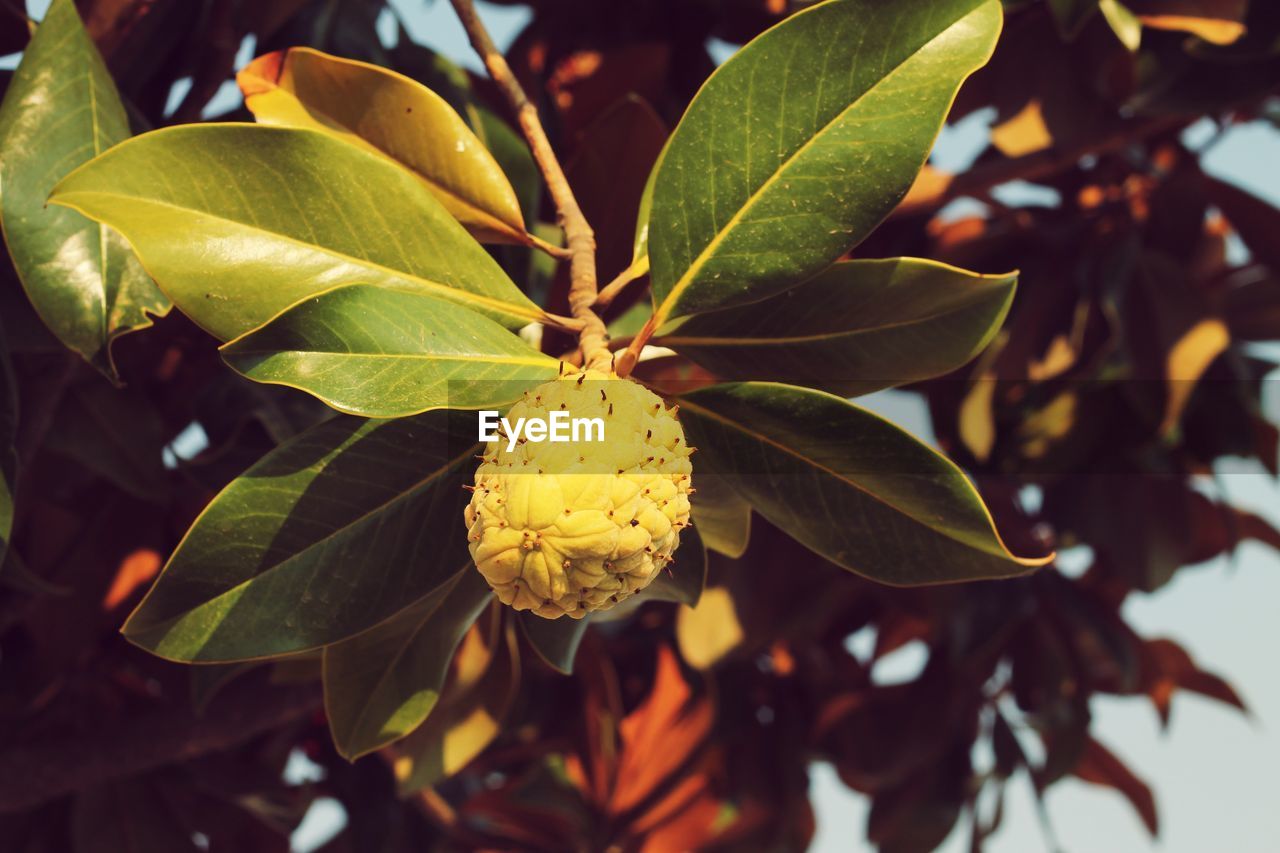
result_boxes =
[518,610,590,675]
[633,142,664,264]
[472,107,541,229]
[676,383,1050,585]
[323,567,492,760]
[122,409,480,661]
[221,284,561,418]
[238,47,532,246]
[0,0,169,379]
[658,259,1016,397]
[392,611,520,793]
[689,474,751,559]
[645,523,707,607]
[648,0,1002,326]
[48,124,544,341]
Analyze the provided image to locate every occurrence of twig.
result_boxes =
[593,255,650,311]
[449,0,611,370]
[615,314,657,377]
[543,312,586,334]
[527,232,572,259]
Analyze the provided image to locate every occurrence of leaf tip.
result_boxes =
[237,49,287,100]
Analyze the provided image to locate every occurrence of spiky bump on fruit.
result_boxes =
[464,368,693,619]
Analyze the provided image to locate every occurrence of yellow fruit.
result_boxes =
[465,369,693,619]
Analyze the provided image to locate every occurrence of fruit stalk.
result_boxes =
[449,0,611,369]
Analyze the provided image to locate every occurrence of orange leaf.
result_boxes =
[102,549,161,611]
[638,787,725,853]
[1126,0,1247,44]
[609,647,713,815]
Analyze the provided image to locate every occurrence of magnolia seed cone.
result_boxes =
[465,369,693,619]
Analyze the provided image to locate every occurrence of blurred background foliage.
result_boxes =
[0,0,1278,850]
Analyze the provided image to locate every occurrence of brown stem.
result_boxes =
[614,314,657,378]
[543,312,586,333]
[449,0,611,370]
[527,232,572,259]
[593,256,649,311]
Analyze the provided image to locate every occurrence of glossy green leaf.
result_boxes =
[645,523,707,607]
[518,610,590,675]
[122,409,480,661]
[658,259,1016,396]
[0,0,168,378]
[648,0,1002,326]
[474,105,550,293]
[323,567,492,760]
[472,106,541,227]
[221,284,560,418]
[48,124,544,341]
[239,47,532,246]
[633,142,664,264]
[689,475,751,559]
[677,383,1050,585]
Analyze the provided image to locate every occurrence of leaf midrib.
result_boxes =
[127,438,482,640]
[677,391,1006,558]
[285,106,521,240]
[229,348,555,367]
[51,190,543,323]
[655,2,986,324]
[661,285,1007,348]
